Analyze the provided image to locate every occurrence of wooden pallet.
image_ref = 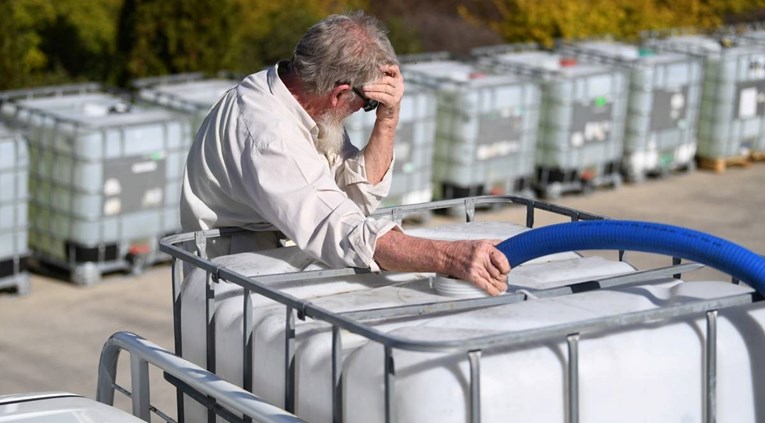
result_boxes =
[751,150,765,162]
[697,155,750,173]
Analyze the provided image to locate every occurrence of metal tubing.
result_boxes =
[384,346,396,423]
[525,203,535,228]
[243,289,254,423]
[705,310,718,423]
[468,350,482,423]
[97,332,305,422]
[339,263,703,321]
[130,354,151,421]
[307,292,755,354]
[171,257,185,422]
[465,197,476,222]
[285,307,297,413]
[332,326,343,423]
[567,334,580,423]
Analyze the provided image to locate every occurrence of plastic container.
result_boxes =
[178,221,636,422]
[0,124,30,294]
[344,280,758,423]
[158,196,765,422]
[645,35,765,159]
[401,59,541,200]
[134,74,237,136]
[559,41,703,182]
[0,84,191,285]
[345,82,437,211]
[476,47,628,199]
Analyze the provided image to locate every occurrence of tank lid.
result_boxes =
[432,275,492,298]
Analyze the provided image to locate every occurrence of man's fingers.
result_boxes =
[490,248,511,274]
[478,278,502,296]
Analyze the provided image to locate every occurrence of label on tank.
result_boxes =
[651,86,689,131]
[748,56,765,80]
[102,152,167,216]
[735,79,765,119]
[476,107,523,161]
[570,97,613,147]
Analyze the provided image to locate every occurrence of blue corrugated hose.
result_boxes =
[496,220,765,294]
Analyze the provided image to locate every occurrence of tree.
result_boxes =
[0,0,55,90]
[231,0,369,73]
[115,0,239,85]
[459,0,765,47]
[38,0,122,84]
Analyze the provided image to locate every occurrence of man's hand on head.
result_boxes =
[362,64,404,122]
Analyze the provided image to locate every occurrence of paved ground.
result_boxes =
[1,162,764,419]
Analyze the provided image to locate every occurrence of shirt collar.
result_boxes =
[268,61,320,141]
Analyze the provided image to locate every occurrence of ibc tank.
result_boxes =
[559,41,703,182]
[178,221,636,423]
[134,73,238,136]
[345,82,437,210]
[343,280,760,423]
[0,84,191,285]
[400,59,541,200]
[0,124,30,294]
[645,34,765,160]
[476,47,628,199]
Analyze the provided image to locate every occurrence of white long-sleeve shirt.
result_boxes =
[180,63,398,271]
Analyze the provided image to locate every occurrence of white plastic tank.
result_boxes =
[646,34,765,159]
[179,221,636,422]
[560,41,703,181]
[135,75,238,136]
[0,124,29,293]
[479,49,628,198]
[0,85,190,284]
[400,59,540,200]
[0,392,145,422]
[343,280,760,423]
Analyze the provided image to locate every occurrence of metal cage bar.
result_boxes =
[158,196,758,422]
[97,331,305,423]
[705,310,718,423]
[468,350,482,423]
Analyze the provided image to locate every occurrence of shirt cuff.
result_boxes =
[339,151,394,196]
[346,217,400,272]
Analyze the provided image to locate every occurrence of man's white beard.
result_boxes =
[315,113,345,158]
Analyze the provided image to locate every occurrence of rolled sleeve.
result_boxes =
[333,149,394,216]
[342,216,399,272]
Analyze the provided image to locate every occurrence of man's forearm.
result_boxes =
[359,64,404,184]
[374,229,449,274]
[373,229,511,296]
[363,115,398,184]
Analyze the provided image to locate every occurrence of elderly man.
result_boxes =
[180,12,509,295]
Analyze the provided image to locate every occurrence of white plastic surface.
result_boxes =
[344,281,761,423]
[180,221,638,422]
[0,392,143,422]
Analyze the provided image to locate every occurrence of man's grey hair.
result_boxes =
[289,11,398,95]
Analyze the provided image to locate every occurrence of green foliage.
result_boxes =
[115,0,239,85]
[0,0,55,90]
[2,0,765,90]
[40,0,122,82]
[460,0,765,47]
[384,16,423,55]
[231,0,369,73]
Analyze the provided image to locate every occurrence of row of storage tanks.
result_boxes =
[2,30,765,291]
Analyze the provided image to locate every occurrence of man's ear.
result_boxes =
[330,83,352,107]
